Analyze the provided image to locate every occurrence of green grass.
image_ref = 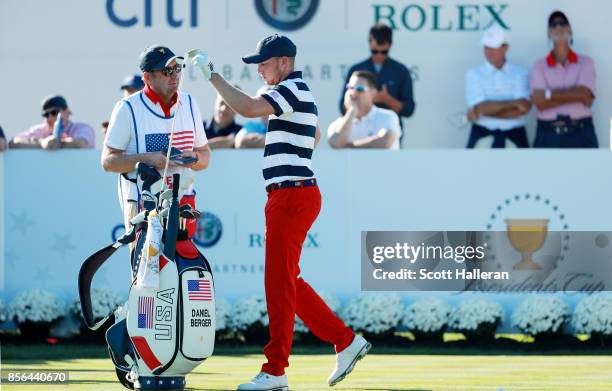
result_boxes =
[2,346,612,390]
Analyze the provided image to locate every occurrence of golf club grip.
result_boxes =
[172,174,179,197]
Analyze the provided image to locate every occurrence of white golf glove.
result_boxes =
[187,49,214,80]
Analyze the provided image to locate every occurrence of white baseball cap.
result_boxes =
[481,24,508,48]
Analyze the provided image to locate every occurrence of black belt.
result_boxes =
[266,178,317,193]
[537,117,593,135]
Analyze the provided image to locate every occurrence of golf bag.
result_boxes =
[79,164,215,390]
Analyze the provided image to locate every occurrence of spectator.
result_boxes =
[0,126,6,151]
[530,11,597,148]
[121,74,144,98]
[234,85,269,148]
[465,24,531,148]
[102,74,145,137]
[328,70,401,149]
[10,95,95,149]
[204,93,242,149]
[341,23,415,146]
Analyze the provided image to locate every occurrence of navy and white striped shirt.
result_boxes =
[261,71,317,187]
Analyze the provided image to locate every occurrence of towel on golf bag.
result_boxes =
[135,211,163,288]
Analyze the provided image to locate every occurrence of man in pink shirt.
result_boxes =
[530,11,597,148]
[10,95,95,149]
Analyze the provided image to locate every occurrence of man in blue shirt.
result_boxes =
[0,125,6,151]
[340,23,415,146]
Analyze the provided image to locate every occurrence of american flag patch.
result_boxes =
[187,279,212,301]
[145,130,194,153]
[138,296,154,329]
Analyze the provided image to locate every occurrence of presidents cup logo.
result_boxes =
[193,212,223,248]
[484,193,570,273]
[255,0,319,31]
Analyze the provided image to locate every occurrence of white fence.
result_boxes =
[2,149,611,330]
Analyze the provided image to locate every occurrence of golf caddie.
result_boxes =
[103,45,211,240]
[188,34,371,391]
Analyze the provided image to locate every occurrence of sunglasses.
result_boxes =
[346,85,369,92]
[159,63,184,77]
[371,49,389,55]
[43,109,60,118]
[549,20,569,28]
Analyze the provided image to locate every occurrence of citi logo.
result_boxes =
[106,0,200,28]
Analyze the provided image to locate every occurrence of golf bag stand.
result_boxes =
[79,164,215,390]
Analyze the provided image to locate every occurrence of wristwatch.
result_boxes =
[545,89,552,100]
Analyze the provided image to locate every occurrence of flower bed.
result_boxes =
[512,295,568,344]
[449,299,504,343]
[402,298,450,344]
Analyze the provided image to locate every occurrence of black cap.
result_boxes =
[41,95,68,115]
[120,74,144,90]
[548,10,570,27]
[139,45,183,72]
[242,34,297,64]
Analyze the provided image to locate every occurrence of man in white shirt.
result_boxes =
[102,45,210,239]
[328,70,401,149]
[465,24,532,148]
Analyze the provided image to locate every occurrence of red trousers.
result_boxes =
[261,185,354,376]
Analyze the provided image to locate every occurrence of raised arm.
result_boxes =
[188,50,275,118]
[209,73,275,118]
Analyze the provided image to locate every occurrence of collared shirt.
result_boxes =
[143,85,178,118]
[530,50,596,120]
[260,70,317,187]
[465,60,530,131]
[327,106,402,149]
[340,57,415,119]
[204,119,242,140]
[16,120,95,148]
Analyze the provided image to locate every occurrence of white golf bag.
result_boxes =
[79,165,215,390]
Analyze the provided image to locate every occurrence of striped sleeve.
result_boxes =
[262,86,294,117]
[262,79,319,117]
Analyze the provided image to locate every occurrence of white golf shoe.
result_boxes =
[236,372,288,391]
[327,334,371,387]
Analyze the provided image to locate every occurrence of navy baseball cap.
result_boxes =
[41,95,68,115]
[120,74,144,90]
[548,10,570,27]
[139,45,184,72]
[242,34,297,64]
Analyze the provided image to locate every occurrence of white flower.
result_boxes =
[511,295,568,335]
[0,298,6,322]
[215,298,230,331]
[449,299,504,331]
[341,293,403,334]
[572,293,612,335]
[402,298,450,333]
[70,287,124,320]
[8,289,65,323]
[228,295,268,331]
[294,291,341,333]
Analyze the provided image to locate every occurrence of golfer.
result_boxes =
[189,35,370,391]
